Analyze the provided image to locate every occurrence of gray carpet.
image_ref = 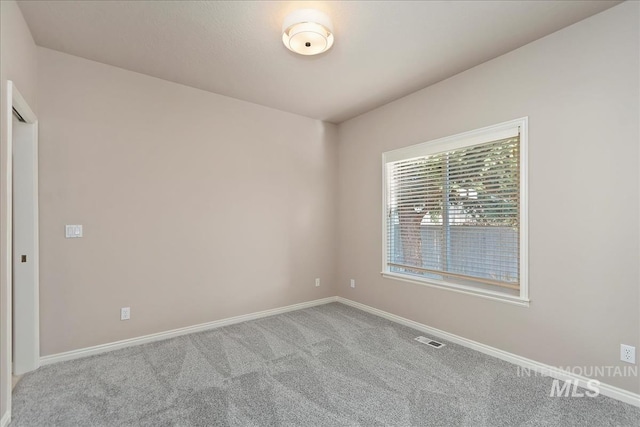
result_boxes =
[11,303,640,426]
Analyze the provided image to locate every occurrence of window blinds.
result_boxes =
[385,135,520,289]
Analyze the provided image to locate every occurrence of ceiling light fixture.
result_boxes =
[282,9,334,56]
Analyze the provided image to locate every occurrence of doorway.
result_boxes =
[2,81,39,420]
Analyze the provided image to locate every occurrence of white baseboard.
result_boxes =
[37,294,639,408]
[40,296,337,366]
[1,410,10,427]
[336,297,640,408]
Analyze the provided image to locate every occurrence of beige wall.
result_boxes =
[337,1,639,393]
[37,48,338,356]
[0,0,38,419]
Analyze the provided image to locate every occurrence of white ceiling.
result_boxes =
[18,1,619,123]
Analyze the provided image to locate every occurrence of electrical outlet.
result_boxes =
[120,307,131,321]
[350,279,356,288]
[315,278,320,287]
[621,344,636,364]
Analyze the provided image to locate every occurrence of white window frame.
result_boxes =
[381,117,529,306]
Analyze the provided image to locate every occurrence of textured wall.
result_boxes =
[337,2,639,393]
[37,48,338,356]
[0,0,39,419]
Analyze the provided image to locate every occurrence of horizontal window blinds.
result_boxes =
[385,135,520,289]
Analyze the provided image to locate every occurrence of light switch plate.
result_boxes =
[65,225,83,238]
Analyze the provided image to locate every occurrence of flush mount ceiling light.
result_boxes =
[282,9,334,56]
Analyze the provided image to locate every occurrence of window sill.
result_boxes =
[381,271,530,307]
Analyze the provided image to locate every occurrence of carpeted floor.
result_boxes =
[11,303,640,426]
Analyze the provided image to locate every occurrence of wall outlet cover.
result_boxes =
[621,344,636,364]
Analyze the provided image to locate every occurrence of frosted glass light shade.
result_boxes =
[282,9,334,56]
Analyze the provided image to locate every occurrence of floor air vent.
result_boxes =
[415,336,445,348]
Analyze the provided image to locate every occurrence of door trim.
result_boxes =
[11,84,39,375]
[2,81,38,425]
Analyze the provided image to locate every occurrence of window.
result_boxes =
[382,118,528,305]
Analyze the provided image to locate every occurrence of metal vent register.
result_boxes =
[415,336,445,348]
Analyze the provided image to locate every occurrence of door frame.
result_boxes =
[11,82,39,376]
[2,80,38,424]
